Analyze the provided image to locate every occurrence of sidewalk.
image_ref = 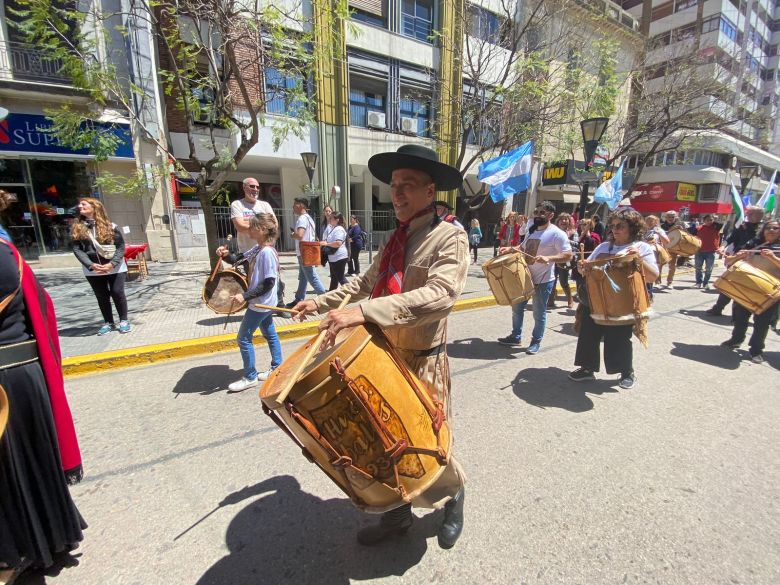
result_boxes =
[38,249,500,365]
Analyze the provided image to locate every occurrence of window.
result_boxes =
[651,0,673,21]
[400,93,431,137]
[265,68,305,115]
[720,16,738,42]
[468,5,503,45]
[401,0,434,42]
[702,14,721,34]
[349,86,386,127]
[674,0,696,12]
[352,9,386,26]
[699,184,720,201]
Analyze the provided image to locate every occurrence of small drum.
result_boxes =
[666,228,701,257]
[202,268,248,314]
[586,253,652,326]
[652,242,670,266]
[713,260,780,315]
[260,324,451,512]
[300,241,321,267]
[482,252,534,305]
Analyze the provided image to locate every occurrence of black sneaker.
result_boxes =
[705,308,723,316]
[619,372,636,389]
[720,339,741,350]
[568,368,595,382]
[497,336,522,347]
[285,300,300,309]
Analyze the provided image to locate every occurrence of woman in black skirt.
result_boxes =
[0,234,86,582]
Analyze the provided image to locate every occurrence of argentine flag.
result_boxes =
[756,170,777,215]
[593,160,625,210]
[478,141,533,203]
[730,180,745,227]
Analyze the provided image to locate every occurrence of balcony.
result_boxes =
[572,0,640,33]
[0,41,71,85]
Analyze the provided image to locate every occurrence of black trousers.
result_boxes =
[469,243,479,262]
[348,244,361,274]
[87,272,128,323]
[731,300,779,356]
[712,292,732,313]
[574,304,633,375]
[328,258,348,291]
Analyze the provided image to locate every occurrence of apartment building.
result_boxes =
[622,0,780,217]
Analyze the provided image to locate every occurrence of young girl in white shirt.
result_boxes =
[216,213,283,391]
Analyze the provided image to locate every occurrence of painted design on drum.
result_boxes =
[309,375,425,481]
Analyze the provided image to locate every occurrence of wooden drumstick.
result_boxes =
[224,299,236,330]
[269,294,352,408]
[579,243,585,263]
[254,303,299,314]
[209,235,232,282]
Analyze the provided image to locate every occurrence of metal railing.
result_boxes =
[0,41,71,84]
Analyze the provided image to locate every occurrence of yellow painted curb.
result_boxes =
[62,295,503,378]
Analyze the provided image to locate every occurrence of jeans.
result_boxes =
[87,272,128,323]
[695,251,716,285]
[510,280,555,343]
[237,310,283,380]
[295,256,326,302]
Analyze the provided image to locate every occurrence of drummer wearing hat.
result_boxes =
[293,144,469,549]
[434,199,465,229]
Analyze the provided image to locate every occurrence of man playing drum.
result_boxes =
[293,144,469,549]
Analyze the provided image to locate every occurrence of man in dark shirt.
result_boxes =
[706,207,765,316]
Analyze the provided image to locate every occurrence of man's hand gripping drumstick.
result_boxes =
[292,297,365,350]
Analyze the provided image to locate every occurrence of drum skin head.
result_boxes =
[203,270,248,314]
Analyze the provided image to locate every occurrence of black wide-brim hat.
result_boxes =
[368,144,463,191]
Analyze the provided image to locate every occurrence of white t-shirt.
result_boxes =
[588,240,658,273]
[246,245,279,312]
[522,224,572,284]
[294,212,317,256]
[323,224,348,261]
[230,198,274,252]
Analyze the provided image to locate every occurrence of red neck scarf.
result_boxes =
[371,207,435,298]
[2,239,83,482]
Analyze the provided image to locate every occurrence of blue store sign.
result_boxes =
[0,113,133,159]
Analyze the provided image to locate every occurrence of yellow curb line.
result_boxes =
[62,295,502,378]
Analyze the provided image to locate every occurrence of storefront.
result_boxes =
[0,112,133,260]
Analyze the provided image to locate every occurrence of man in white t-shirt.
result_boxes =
[498,201,572,354]
[288,197,326,307]
[230,178,276,252]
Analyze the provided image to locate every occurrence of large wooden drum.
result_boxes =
[666,228,701,257]
[300,241,321,267]
[260,324,451,512]
[482,252,534,305]
[0,385,8,439]
[586,253,652,326]
[713,260,780,315]
[202,268,248,314]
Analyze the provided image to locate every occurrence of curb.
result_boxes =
[62,295,500,378]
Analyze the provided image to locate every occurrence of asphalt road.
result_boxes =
[21,275,780,585]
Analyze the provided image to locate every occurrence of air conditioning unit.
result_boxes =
[367,111,386,129]
[401,116,418,134]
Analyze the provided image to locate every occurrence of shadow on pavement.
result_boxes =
[15,551,82,585]
[173,364,244,396]
[509,367,618,413]
[551,322,577,337]
[193,475,434,585]
[678,309,733,324]
[195,315,244,327]
[670,342,742,370]
[447,338,525,360]
[763,351,780,371]
[57,323,105,338]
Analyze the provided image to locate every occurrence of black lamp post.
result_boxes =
[577,117,610,218]
[300,152,318,191]
[738,164,761,199]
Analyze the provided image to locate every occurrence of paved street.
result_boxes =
[19,274,780,585]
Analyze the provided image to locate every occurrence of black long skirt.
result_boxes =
[0,360,86,569]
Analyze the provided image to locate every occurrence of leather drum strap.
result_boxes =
[0,384,8,439]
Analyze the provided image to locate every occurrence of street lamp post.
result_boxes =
[738,164,761,200]
[300,152,318,193]
[577,117,610,219]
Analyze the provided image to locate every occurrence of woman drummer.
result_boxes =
[569,208,659,389]
[720,219,780,364]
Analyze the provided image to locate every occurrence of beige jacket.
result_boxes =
[314,214,468,396]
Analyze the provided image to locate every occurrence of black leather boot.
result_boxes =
[356,503,413,546]
[437,489,464,549]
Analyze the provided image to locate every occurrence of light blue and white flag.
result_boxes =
[756,170,777,215]
[478,141,533,203]
[730,180,745,227]
[593,160,625,210]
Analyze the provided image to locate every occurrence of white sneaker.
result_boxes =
[258,369,273,382]
[228,377,258,392]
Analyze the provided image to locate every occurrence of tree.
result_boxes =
[14,0,348,266]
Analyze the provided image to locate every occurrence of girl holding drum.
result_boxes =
[720,219,780,364]
[569,208,659,389]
